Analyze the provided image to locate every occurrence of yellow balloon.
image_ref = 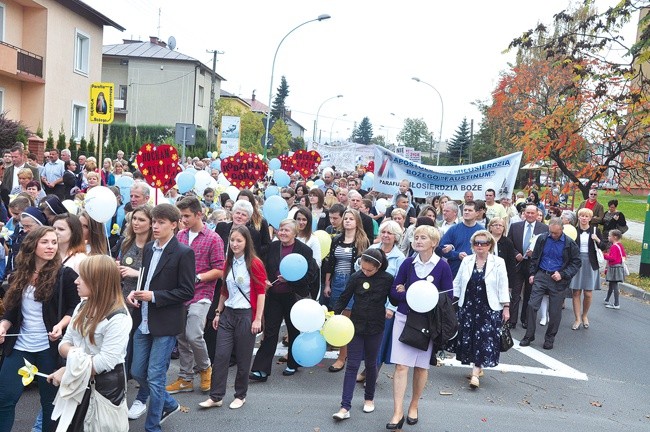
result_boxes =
[563,224,577,241]
[306,181,315,188]
[313,230,332,261]
[322,315,355,347]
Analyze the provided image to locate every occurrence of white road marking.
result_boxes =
[259,337,588,381]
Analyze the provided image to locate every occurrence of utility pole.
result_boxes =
[469,119,474,164]
[207,49,224,153]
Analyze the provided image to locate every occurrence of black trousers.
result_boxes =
[524,272,569,344]
[251,292,299,373]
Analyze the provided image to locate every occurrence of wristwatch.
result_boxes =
[195,274,202,283]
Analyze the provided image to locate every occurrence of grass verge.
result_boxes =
[625,274,650,292]
[621,238,642,255]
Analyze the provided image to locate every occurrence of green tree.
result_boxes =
[270,76,290,121]
[16,125,28,146]
[446,118,471,164]
[78,136,88,156]
[240,111,264,154]
[0,112,30,149]
[268,118,291,157]
[396,118,429,150]
[56,123,67,151]
[370,135,386,146]
[36,124,43,138]
[470,100,499,163]
[353,117,373,144]
[88,132,96,157]
[289,136,305,152]
[46,128,55,148]
[68,137,77,160]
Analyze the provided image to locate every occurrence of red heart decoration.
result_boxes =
[221,151,268,189]
[278,154,294,173]
[291,150,321,178]
[136,143,181,194]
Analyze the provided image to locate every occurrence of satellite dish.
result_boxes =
[167,36,176,50]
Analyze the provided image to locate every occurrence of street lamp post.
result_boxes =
[412,77,444,165]
[329,113,347,143]
[314,94,343,143]
[263,14,331,160]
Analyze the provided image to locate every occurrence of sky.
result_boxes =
[85,0,640,144]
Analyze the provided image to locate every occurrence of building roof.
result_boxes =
[220,89,251,108]
[103,39,226,81]
[242,97,306,131]
[56,0,125,31]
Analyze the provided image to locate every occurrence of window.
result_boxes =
[119,85,128,104]
[198,85,205,107]
[74,29,90,75]
[0,88,4,112]
[0,3,5,42]
[71,103,86,140]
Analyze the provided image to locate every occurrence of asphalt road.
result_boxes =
[9,290,650,432]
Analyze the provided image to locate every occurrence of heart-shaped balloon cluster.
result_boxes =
[291,150,321,178]
[136,144,182,194]
[220,151,268,189]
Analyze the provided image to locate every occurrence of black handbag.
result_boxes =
[399,311,432,351]
[500,326,514,352]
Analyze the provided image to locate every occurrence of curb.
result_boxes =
[619,282,649,301]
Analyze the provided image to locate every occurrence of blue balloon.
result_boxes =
[314,179,325,187]
[262,195,288,229]
[269,158,281,171]
[210,159,221,171]
[265,185,279,198]
[292,331,327,367]
[207,151,213,158]
[279,253,308,281]
[177,171,196,194]
[274,169,290,187]
[185,167,197,175]
[115,176,134,204]
[362,173,374,190]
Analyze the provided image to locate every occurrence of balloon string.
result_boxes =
[439,288,453,294]
[269,278,280,285]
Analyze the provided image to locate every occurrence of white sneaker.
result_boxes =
[128,400,147,420]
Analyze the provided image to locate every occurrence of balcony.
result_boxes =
[0,41,45,83]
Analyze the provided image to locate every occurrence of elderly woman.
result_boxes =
[355,220,405,384]
[601,199,628,238]
[215,200,270,258]
[399,205,436,255]
[388,225,453,428]
[570,208,605,330]
[250,219,317,380]
[453,230,510,389]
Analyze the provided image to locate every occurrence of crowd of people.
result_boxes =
[0,143,632,432]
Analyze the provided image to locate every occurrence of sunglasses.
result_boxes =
[473,241,490,247]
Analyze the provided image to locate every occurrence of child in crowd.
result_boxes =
[603,229,626,309]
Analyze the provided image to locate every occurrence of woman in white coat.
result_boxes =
[452,230,510,389]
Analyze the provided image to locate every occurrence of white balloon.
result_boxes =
[375,198,388,214]
[226,186,240,201]
[61,199,79,215]
[217,173,231,186]
[290,299,326,333]
[194,171,212,196]
[84,186,117,223]
[406,280,439,313]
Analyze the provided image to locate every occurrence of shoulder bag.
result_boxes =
[399,310,432,351]
[615,243,630,276]
[593,227,607,272]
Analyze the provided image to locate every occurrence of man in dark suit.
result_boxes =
[520,218,581,350]
[506,204,549,329]
[348,190,375,243]
[0,144,40,195]
[127,203,195,431]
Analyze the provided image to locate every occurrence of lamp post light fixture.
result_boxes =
[412,77,444,165]
[329,113,347,143]
[263,14,331,159]
[314,94,343,143]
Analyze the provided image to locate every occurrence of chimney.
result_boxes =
[285,109,292,119]
[251,90,256,102]
[149,36,166,47]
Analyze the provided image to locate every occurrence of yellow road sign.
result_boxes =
[89,82,114,124]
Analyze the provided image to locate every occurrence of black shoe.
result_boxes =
[386,416,405,430]
[170,346,179,359]
[328,360,346,372]
[406,411,418,425]
[249,371,268,382]
[543,341,553,350]
[519,337,534,347]
[521,321,528,329]
[160,404,180,425]
[282,367,297,376]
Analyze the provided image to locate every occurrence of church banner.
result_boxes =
[373,146,523,200]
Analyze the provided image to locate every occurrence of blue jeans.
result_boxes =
[131,329,178,432]
[0,347,58,432]
[329,272,353,310]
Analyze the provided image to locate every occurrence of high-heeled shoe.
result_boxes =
[386,416,405,430]
[406,410,418,425]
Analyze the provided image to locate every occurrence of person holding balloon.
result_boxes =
[250,219,317,380]
[294,206,322,268]
[200,226,266,410]
[324,209,370,372]
[388,225,453,429]
[331,248,394,420]
[354,220,405,384]
[452,230,510,389]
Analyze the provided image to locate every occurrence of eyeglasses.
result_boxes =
[473,241,490,247]
[281,196,291,200]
